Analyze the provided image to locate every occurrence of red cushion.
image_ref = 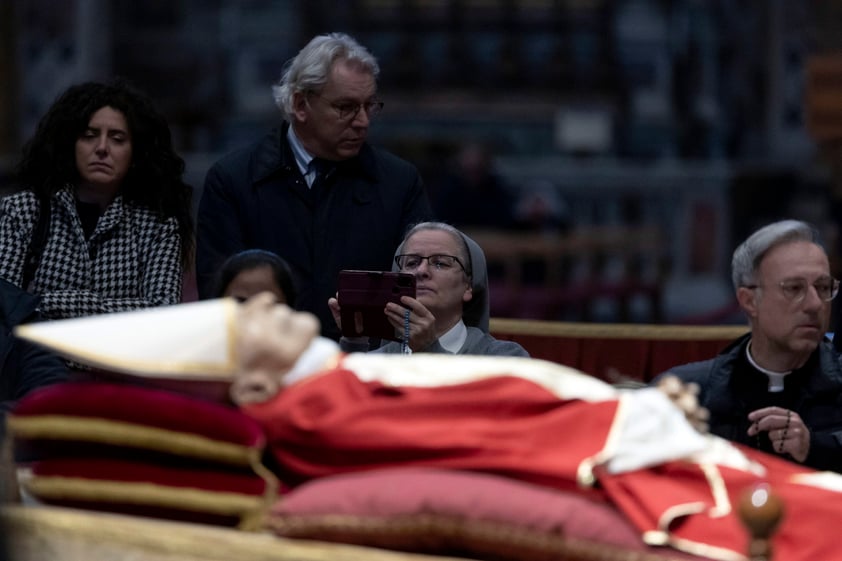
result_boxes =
[268,468,703,561]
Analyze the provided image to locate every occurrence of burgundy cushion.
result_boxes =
[10,382,265,467]
[268,467,702,561]
[9,382,278,529]
[25,457,275,528]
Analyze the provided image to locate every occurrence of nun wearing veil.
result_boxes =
[328,222,528,356]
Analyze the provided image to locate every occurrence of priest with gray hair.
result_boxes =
[654,219,842,472]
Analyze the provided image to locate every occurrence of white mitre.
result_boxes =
[15,299,244,379]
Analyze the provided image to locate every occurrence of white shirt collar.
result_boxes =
[286,126,317,184]
[438,320,468,353]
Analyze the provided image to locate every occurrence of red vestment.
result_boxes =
[244,364,842,561]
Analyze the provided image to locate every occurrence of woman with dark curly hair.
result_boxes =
[0,79,194,319]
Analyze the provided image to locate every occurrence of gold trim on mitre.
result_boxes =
[15,299,240,380]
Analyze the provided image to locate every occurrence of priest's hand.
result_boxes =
[748,407,810,463]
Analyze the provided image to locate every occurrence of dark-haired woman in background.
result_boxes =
[0,79,194,319]
[215,249,297,306]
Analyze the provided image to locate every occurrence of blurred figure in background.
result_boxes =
[430,142,519,230]
[431,142,570,233]
[513,179,571,234]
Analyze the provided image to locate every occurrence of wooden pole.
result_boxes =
[738,483,784,561]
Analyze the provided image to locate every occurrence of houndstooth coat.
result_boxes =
[0,186,183,319]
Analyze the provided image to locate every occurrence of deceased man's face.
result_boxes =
[231,292,320,405]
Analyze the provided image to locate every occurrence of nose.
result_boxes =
[351,107,370,127]
[413,259,432,277]
[803,285,825,310]
[94,134,109,154]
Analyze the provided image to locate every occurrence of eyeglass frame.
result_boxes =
[307,92,384,121]
[742,276,840,303]
[394,254,468,274]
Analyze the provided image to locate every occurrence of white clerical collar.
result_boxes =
[746,340,791,392]
[438,320,468,354]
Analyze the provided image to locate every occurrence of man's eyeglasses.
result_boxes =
[744,277,840,303]
[395,254,466,273]
[310,93,384,121]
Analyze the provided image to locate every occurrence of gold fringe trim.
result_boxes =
[269,513,696,561]
[24,476,266,521]
[8,415,255,467]
[489,318,748,341]
[245,447,280,531]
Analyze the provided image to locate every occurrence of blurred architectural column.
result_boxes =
[16,0,112,142]
[0,1,18,159]
[763,0,813,162]
[806,1,842,201]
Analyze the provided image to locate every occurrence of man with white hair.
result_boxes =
[657,219,842,472]
[197,32,432,341]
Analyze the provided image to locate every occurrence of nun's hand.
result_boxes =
[385,297,437,351]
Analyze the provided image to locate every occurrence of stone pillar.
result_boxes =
[0,0,18,159]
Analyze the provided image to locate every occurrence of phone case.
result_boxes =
[338,270,416,341]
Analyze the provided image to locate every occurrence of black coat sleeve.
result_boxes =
[806,431,842,472]
[0,336,68,413]
[196,161,249,299]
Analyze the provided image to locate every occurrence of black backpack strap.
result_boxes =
[22,197,51,290]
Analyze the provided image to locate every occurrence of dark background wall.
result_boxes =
[3,0,842,323]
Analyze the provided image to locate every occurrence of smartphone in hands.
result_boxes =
[337,270,416,341]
